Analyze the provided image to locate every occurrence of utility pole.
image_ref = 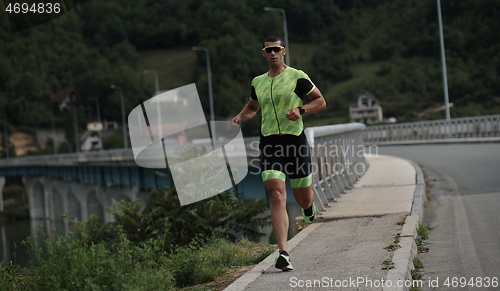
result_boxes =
[437,0,451,121]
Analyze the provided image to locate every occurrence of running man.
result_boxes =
[231,35,326,271]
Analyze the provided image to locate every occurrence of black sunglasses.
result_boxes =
[262,46,285,53]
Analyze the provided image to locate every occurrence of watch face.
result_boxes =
[299,107,305,115]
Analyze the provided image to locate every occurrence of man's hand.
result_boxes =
[286,108,301,121]
[231,115,241,126]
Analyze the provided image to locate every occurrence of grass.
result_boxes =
[409,225,433,291]
[133,43,405,131]
[413,257,424,270]
[134,44,389,128]
[137,47,197,92]
[382,259,395,270]
[416,223,434,240]
[384,243,401,251]
[0,234,275,291]
[325,60,389,96]
[287,42,324,71]
[416,223,434,253]
[136,42,323,94]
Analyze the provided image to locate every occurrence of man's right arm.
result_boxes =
[231,99,260,125]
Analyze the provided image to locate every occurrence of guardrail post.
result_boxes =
[305,123,368,213]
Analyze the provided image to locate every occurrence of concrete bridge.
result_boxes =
[0,122,369,227]
[1,114,497,228]
[0,136,266,224]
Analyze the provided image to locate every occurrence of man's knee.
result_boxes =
[269,188,287,206]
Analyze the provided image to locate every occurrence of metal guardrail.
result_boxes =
[0,137,260,167]
[0,124,369,206]
[364,114,500,145]
[305,123,369,212]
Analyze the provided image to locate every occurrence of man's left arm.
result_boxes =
[286,87,326,121]
[302,87,326,114]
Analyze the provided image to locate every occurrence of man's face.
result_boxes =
[262,41,286,68]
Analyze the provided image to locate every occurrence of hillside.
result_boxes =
[1,0,499,154]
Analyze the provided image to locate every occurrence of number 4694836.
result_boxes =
[6,2,61,14]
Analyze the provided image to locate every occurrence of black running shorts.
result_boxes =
[259,132,312,188]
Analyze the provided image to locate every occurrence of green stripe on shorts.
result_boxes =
[261,170,286,182]
[290,174,312,188]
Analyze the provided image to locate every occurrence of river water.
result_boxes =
[1,219,68,268]
[1,220,34,267]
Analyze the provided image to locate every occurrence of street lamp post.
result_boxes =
[51,115,57,154]
[437,0,451,121]
[88,97,103,151]
[264,7,290,65]
[2,116,8,159]
[143,70,163,140]
[73,107,79,153]
[111,84,128,149]
[192,46,216,141]
[143,70,160,95]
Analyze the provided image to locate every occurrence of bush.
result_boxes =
[72,187,270,250]
[0,232,274,290]
[13,232,175,291]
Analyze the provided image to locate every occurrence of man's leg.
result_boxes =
[291,176,316,223]
[291,184,314,209]
[264,178,289,252]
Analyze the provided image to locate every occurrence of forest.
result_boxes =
[1,0,499,153]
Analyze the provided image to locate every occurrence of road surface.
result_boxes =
[379,143,500,290]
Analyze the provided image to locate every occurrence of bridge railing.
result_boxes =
[0,124,369,207]
[364,114,500,145]
[305,123,368,212]
[0,137,260,167]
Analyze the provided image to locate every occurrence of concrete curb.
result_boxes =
[223,223,323,291]
[383,160,426,291]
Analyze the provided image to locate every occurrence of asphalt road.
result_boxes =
[378,143,500,290]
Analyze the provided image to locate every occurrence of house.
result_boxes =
[80,121,125,151]
[80,130,101,151]
[349,90,383,125]
[55,89,77,111]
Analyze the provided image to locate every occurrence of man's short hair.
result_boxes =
[262,35,285,48]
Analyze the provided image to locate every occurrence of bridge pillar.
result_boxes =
[67,187,82,221]
[23,177,53,237]
[63,182,142,223]
[69,183,105,222]
[48,180,71,221]
[24,177,144,226]
[24,177,50,220]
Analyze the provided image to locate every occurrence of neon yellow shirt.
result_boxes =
[250,67,315,136]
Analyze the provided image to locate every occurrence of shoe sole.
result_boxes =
[302,204,316,223]
[275,255,293,271]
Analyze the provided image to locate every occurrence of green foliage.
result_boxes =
[2,0,500,139]
[81,188,271,249]
[0,261,34,291]
[415,223,434,253]
[168,238,274,287]
[102,129,130,150]
[413,257,424,270]
[0,231,274,290]
[381,258,395,270]
[416,223,434,240]
[16,231,175,291]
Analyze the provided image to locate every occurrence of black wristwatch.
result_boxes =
[298,106,306,115]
